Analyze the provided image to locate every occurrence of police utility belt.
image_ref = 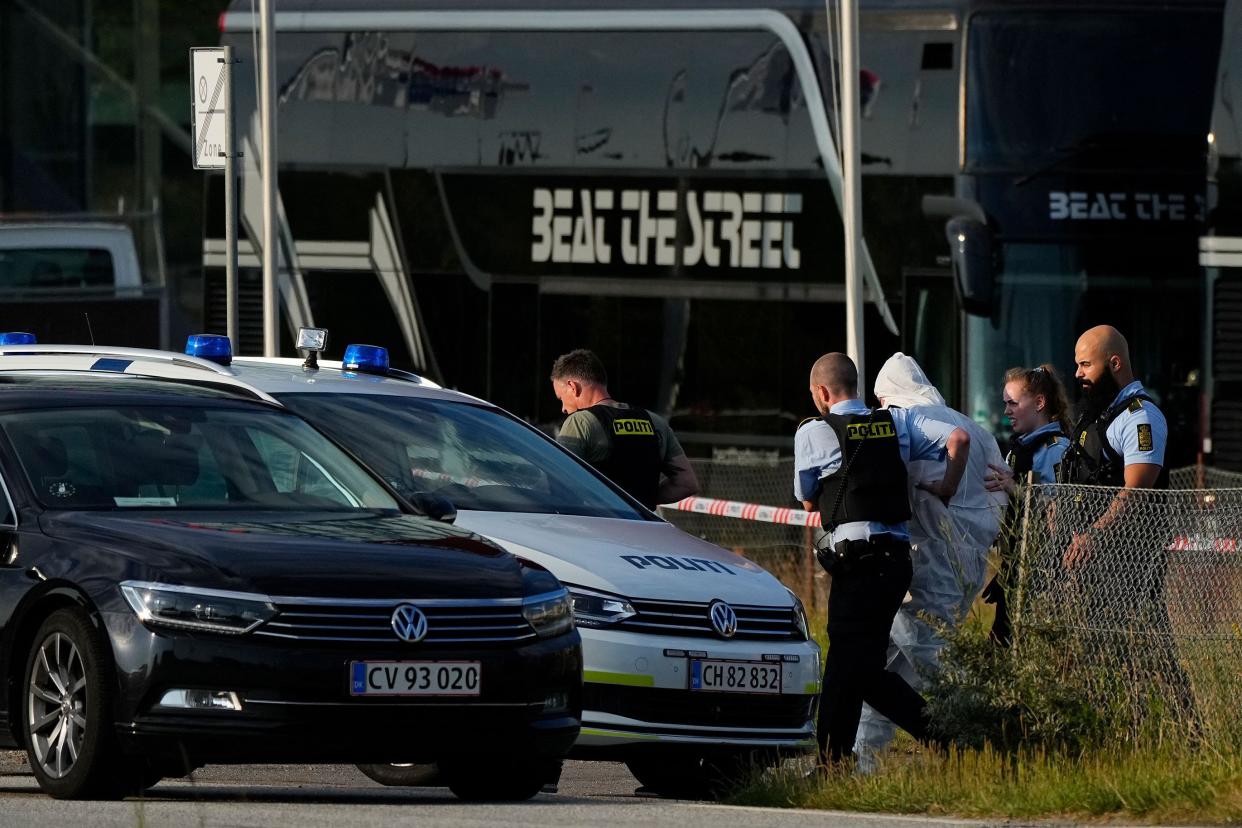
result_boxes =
[815,530,908,576]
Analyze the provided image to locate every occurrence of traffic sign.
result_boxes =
[190,47,229,170]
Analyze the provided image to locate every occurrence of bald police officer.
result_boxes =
[1059,325,1194,719]
[795,353,971,767]
[551,349,699,509]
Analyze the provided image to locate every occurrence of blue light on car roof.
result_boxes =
[0,332,36,345]
[343,343,389,375]
[185,334,233,366]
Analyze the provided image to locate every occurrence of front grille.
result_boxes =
[583,684,814,729]
[254,599,536,645]
[619,598,800,641]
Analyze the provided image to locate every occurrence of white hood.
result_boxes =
[454,511,795,606]
[874,353,1007,540]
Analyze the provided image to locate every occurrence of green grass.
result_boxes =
[732,745,1242,823]
[780,599,1242,823]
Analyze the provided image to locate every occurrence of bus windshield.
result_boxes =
[964,242,1201,449]
[966,10,1221,171]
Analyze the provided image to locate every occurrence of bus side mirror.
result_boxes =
[921,196,996,316]
[945,217,996,316]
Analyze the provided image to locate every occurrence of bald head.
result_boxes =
[1076,325,1131,368]
[1074,325,1135,399]
[809,353,859,414]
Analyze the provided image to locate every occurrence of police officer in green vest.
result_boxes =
[795,352,971,767]
[550,349,699,510]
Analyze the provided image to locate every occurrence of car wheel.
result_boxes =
[439,757,557,801]
[626,750,769,799]
[23,607,137,799]
[355,762,441,787]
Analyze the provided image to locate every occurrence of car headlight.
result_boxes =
[787,589,810,641]
[120,581,276,635]
[567,586,636,628]
[522,589,574,638]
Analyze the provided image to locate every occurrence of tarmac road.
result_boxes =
[0,751,995,827]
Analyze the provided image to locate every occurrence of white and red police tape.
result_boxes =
[660,496,822,528]
[658,496,1235,553]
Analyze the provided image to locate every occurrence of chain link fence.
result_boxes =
[1009,480,1242,742]
[662,459,1242,740]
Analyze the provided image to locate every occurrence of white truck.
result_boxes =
[0,222,166,346]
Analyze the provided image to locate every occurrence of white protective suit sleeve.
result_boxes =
[854,353,1008,771]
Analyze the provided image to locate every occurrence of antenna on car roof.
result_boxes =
[83,313,96,345]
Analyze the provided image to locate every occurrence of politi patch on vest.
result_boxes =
[1137,423,1154,452]
[612,418,655,436]
[846,421,897,440]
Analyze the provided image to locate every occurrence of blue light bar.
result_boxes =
[0,332,36,345]
[343,343,389,375]
[185,334,233,366]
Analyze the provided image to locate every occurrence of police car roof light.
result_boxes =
[343,344,389,375]
[185,334,233,366]
[0,332,36,345]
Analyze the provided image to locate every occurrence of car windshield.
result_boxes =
[1,405,401,511]
[277,393,649,521]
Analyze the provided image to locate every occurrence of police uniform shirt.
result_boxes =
[1016,421,1070,484]
[557,403,686,465]
[793,398,958,545]
[1103,380,1168,468]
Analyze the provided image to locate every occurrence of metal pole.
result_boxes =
[838,0,866,390]
[258,0,278,357]
[222,47,238,349]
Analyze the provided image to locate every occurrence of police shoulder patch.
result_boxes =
[1136,422,1154,452]
[1128,397,1144,413]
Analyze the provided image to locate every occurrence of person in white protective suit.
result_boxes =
[853,353,1007,771]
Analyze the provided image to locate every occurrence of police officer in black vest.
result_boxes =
[551,349,699,509]
[795,353,972,767]
[1058,325,1194,719]
[1060,326,1169,556]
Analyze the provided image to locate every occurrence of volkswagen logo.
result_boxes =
[708,600,738,639]
[390,604,429,643]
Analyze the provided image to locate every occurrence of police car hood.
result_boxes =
[456,510,794,606]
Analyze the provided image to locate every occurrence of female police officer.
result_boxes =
[982,364,1073,644]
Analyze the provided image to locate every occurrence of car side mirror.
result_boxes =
[945,217,997,316]
[412,493,457,524]
[0,530,17,567]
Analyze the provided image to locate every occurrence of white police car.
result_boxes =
[1,332,820,798]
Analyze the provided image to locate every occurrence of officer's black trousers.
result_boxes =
[817,538,930,763]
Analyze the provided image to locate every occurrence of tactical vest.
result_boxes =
[587,404,662,509]
[1005,429,1064,481]
[817,409,912,530]
[1059,394,1169,489]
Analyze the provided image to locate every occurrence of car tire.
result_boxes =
[626,750,769,800]
[355,762,441,787]
[23,607,142,800]
[439,757,556,801]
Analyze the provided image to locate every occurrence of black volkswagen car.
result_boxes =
[0,372,580,800]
